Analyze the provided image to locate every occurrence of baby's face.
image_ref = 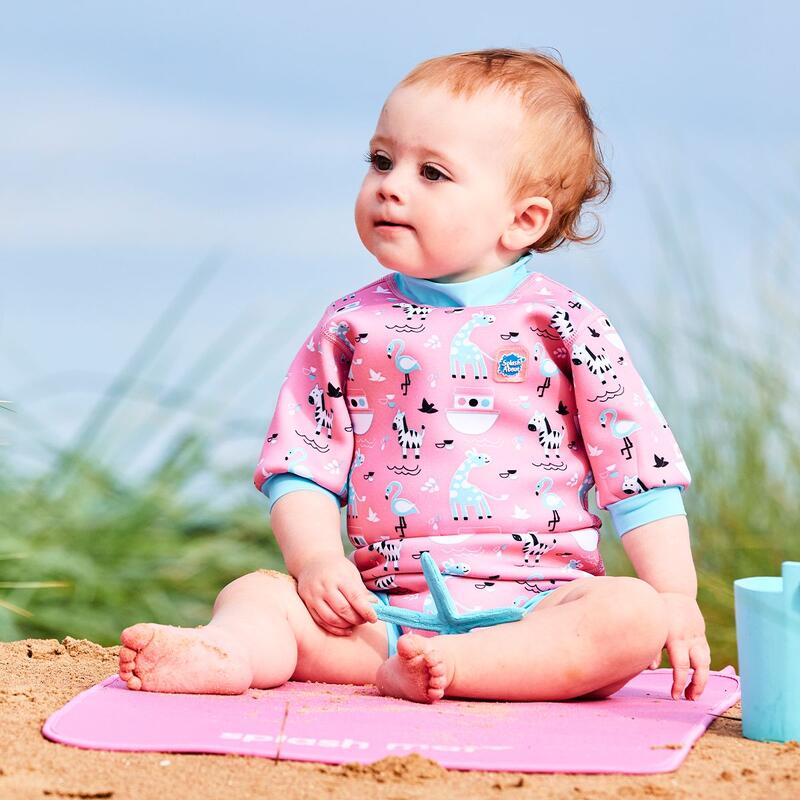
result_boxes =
[354,83,528,281]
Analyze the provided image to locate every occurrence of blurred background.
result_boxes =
[1,2,798,670]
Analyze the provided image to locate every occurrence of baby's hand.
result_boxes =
[296,555,378,636]
[650,592,711,701]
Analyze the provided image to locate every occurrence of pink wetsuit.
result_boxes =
[254,269,691,632]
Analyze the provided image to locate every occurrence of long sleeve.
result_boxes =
[253,306,355,506]
[569,309,691,512]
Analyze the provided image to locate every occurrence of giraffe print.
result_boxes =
[448,448,506,521]
[449,312,496,379]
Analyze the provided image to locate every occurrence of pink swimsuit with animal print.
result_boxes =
[253,270,691,624]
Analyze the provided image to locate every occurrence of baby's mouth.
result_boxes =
[375,221,414,229]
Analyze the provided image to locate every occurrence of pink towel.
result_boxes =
[42,666,740,773]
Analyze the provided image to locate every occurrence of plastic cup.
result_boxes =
[734,561,800,742]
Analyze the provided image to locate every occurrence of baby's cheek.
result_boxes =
[353,194,370,232]
[442,218,485,252]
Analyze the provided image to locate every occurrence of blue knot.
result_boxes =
[374,552,527,634]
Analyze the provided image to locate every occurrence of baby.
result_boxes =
[119,48,710,704]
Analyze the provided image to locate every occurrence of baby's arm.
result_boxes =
[569,308,709,697]
[269,490,377,636]
[620,514,696,596]
[621,516,710,700]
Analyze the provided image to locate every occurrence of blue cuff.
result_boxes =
[606,486,686,538]
[261,473,341,512]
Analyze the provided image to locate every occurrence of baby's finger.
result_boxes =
[325,589,363,627]
[312,599,354,635]
[686,641,711,701]
[341,583,379,624]
[666,641,691,700]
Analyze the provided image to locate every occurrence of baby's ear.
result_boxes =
[501,196,553,251]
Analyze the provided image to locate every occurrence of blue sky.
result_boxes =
[1,2,797,492]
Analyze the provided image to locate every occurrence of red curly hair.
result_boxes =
[397,48,612,253]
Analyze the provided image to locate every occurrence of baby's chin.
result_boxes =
[370,253,456,281]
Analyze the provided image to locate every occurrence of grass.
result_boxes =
[1,188,797,671]
[0,257,287,645]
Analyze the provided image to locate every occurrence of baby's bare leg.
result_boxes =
[119,570,389,694]
[377,576,667,703]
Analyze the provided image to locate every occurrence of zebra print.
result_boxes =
[391,409,426,459]
[368,540,402,572]
[527,411,565,451]
[392,302,432,323]
[512,532,557,566]
[308,384,333,438]
[550,306,575,339]
[571,342,618,384]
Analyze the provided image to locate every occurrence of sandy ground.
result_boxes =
[1,637,798,800]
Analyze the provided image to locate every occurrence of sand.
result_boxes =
[1,637,798,800]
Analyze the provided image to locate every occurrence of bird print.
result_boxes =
[285,447,312,478]
[531,343,559,397]
[385,480,420,538]
[387,338,422,396]
[419,397,438,413]
[535,477,565,531]
[599,408,641,460]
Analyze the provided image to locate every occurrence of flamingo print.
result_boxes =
[385,480,419,538]
[285,447,312,478]
[599,408,641,460]
[386,338,422,397]
[535,477,564,531]
[531,343,559,397]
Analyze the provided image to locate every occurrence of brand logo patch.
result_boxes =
[493,347,528,382]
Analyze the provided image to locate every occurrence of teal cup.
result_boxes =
[733,561,800,742]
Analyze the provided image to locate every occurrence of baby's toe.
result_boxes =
[396,633,426,661]
[423,649,442,668]
[126,674,143,691]
[423,650,444,672]
[120,622,158,652]
[426,684,445,702]
[428,670,447,689]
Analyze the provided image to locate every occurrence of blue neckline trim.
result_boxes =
[392,252,534,308]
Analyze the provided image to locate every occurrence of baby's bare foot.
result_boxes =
[118,623,253,694]
[375,633,454,703]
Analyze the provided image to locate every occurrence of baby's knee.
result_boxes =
[610,577,668,649]
[214,569,297,608]
[254,568,297,587]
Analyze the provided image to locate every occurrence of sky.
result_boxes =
[1,1,797,497]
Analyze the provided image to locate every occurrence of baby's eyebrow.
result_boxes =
[369,135,452,164]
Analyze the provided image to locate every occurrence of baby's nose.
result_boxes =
[377,171,406,203]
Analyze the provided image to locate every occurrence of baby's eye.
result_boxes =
[364,151,392,172]
[422,164,448,182]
